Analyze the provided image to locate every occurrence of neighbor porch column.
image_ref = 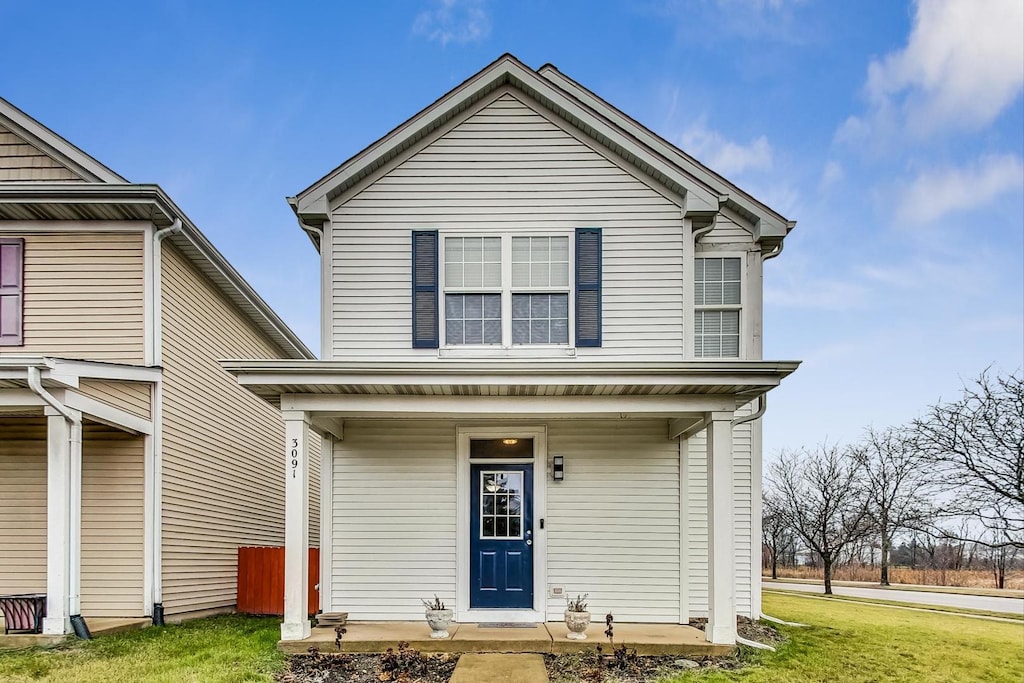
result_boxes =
[705,410,736,645]
[42,408,80,635]
[281,410,311,641]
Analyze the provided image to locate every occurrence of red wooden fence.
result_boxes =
[237,546,319,616]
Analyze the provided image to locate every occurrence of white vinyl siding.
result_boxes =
[329,420,457,620]
[546,420,680,622]
[683,415,754,618]
[329,91,684,361]
[0,232,145,363]
[159,243,319,617]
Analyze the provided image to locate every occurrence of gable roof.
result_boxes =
[0,97,313,360]
[290,54,795,249]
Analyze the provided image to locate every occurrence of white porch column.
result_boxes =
[705,410,736,645]
[42,409,79,635]
[281,410,311,641]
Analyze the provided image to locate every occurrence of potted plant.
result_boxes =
[422,595,454,639]
[564,593,591,640]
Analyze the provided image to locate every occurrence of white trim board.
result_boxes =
[456,425,548,624]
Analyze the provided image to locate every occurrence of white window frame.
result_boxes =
[439,230,575,356]
[694,252,745,359]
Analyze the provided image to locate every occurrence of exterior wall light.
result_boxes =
[552,455,564,481]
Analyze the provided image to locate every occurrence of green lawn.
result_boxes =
[0,614,283,683]
[1,595,1021,682]
[660,592,1024,683]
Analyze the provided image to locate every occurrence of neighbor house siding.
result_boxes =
[330,420,457,620]
[328,91,684,362]
[0,124,84,182]
[80,423,145,617]
[0,419,47,602]
[0,419,145,620]
[684,412,754,618]
[159,242,319,617]
[546,420,680,622]
[0,231,145,363]
[77,379,152,420]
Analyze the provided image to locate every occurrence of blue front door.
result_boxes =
[470,464,534,609]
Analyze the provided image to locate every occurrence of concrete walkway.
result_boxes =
[450,654,548,683]
[767,581,1024,615]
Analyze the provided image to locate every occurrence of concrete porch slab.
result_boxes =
[0,617,149,650]
[279,620,733,657]
[548,622,734,656]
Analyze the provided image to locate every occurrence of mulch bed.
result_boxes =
[279,619,784,683]
[278,644,459,683]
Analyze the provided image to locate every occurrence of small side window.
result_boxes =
[0,238,24,346]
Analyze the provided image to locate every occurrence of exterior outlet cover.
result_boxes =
[550,586,564,598]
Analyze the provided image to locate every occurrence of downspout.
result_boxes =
[150,218,181,627]
[731,394,766,427]
[761,241,783,262]
[27,367,91,639]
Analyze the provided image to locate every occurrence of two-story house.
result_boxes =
[0,97,317,639]
[226,55,799,646]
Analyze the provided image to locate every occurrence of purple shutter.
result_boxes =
[0,238,24,346]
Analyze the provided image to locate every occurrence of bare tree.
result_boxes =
[768,445,874,594]
[913,369,1024,548]
[852,426,934,585]
[762,491,797,579]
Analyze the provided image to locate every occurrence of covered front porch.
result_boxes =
[224,360,798,648]
[0,357,160,638]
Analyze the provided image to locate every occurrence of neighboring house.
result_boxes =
[0,97,318,636]
[226,54,799,646]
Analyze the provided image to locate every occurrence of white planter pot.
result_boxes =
[425,608,454,639]
[564,610,591,640]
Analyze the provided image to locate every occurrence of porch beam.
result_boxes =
[0,389,45,407]
[281,410,311,641]
[309,416,344,441]
[668,416,704,440]
[705,410,736,645]
[64,391,153,435]
[281,394,736,416]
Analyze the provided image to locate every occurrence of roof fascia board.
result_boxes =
[0,97,127,183]
[537,65,792,237]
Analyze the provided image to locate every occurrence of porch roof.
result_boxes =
[222,359,800,408]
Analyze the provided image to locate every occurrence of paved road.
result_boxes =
[766,581,1024,615]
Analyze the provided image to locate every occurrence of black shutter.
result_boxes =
[411,230,439,348]
[575,228,602,347]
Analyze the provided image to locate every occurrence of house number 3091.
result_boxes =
[290,438,299,478]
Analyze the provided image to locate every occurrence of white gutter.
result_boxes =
[148,218,180,626]
[27,366,88,637]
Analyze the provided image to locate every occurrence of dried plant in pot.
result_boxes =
[564,593,591,640]
[421,595,453,639]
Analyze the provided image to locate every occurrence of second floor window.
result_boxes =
[695,256,741,358]
[443,234,570,347]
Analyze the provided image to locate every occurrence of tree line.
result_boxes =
[763,369,1023,593]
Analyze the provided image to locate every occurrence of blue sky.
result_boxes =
[1,0,1021,455]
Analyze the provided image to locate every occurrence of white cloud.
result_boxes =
[679,120,773,176]
[896,154,1024,224]
[413,0,491,46]
[841,0,1024,142]
[819,160,844,191]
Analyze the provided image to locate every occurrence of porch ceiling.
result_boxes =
[223,359,800,408]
